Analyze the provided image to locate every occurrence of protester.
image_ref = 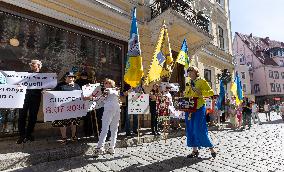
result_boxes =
[75,71,93,137]
[51,72,81,145]
[184,66,216,158]
[228,97,238,129]
[17,60,42,144]
[236,105,243,128]
[94,79,121,155]
[241,98,252,130]
[149,84,160,135]
[251,101,262,125]
[264,101,271,121]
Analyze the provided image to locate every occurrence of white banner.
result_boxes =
[43,90,87,122]
[160,82,180,92]
[82,83,102,111]
[128,92,149,114]
[0,84,27,108]
[1,71,57,89]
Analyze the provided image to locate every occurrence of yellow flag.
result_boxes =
[145,21,173,84]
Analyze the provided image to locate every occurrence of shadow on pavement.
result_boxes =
[119,156,210,172]
[261,119,283,125]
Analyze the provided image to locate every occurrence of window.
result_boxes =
[254,84,260,94]
[216,0,224,8]
[218,26,225,50]
[249,72,253,81]
[204,69,212,87]
[243,84,246,92]
[281,72,284,79]
[240,56,246,65]
[269,70,274,79]
[241,72,245,79]
[280,60,284,67]
[270,83,276,92]
[276,83,281,92]
[274,71,279,79]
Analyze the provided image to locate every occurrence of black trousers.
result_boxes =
[95,107,104,136]
[150,101,158,133]
[83,111,95,137]
[18,94,41,138]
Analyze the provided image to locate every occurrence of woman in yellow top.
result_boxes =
[184,66,217,158]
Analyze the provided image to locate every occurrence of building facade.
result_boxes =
[233,32,284,105]
[0,0,233,134]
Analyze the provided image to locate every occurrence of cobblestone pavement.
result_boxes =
[8,112,284,172]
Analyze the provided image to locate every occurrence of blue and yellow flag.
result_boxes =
[176,39,190,69]
[231,72,243,105]
[124,7,144,88]
[217,79,225,110]
[145,21,173,84]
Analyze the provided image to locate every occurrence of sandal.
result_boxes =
[60,138,67,145]
[187,151,199,158]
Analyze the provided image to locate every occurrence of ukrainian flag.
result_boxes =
[231,73,243,105]
[217,79,225,110]
[145,21,173,84]
[124,7,144,88]
[176,39,190,69]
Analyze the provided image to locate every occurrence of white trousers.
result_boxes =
[97,106,120,150]
[251,112,261,124]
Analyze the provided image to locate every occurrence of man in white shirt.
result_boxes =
[251,101,262,125]
[264,101,270,121]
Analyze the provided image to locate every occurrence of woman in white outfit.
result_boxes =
[94,79,120,155]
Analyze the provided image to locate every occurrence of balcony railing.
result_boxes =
[149,0,209,33]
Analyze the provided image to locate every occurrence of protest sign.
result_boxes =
[128,92,149,114]
[43,90,87,122]
[0,84,26,108]
[205,98,213,109]
[1,71,57,89]
[82,83,102,111]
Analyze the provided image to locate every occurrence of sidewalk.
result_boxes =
[0,128,185,171]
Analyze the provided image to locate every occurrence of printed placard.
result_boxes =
[205,98,213,109]
[43,90,87,122]
[82,83,102,111]
[0,84,27,108]
[2,71,57,89]
[128,92,149,114]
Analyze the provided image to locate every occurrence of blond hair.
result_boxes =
[104,78,115,88]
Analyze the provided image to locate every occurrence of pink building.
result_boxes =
[233,32,284,105]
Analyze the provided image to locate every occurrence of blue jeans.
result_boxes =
[124,107,138,134]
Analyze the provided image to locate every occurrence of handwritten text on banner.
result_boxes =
[0,84,27,108]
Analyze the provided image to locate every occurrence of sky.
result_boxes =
[230,0,284,42]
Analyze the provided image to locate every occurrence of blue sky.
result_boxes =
[230,0,284,42]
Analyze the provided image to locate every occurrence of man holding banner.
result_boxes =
[17,60,43,144]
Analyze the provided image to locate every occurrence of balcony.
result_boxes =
[148,0,212,53]
[150,0,210,33]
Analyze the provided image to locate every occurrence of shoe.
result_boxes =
[259,123,262,125]
[71,136,78,142]
[107,148,115,154]
[93,148,105,157]
[211,152,217,158]
[156,132,161,136]
[187,151,199,158]
[151,132,156,135]
[16,137,26,144]
[25,135,34,142]
[59,138,67,145]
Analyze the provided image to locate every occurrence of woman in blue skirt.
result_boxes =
[184,66,217,158]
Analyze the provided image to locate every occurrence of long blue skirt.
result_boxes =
[185,105,214,148]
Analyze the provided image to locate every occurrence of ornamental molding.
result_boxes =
[1,0,129,41]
